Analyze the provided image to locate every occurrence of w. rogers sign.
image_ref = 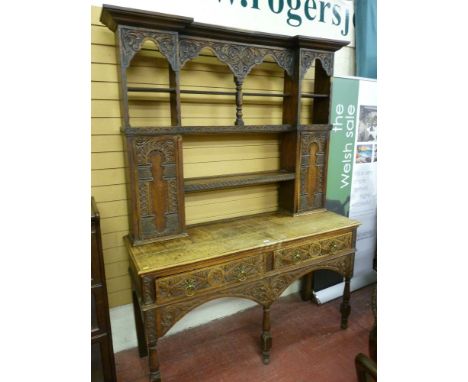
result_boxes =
[94,0,354,42]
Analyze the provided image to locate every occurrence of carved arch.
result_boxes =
[266,257,354,303]
[118,25,178,70]
[134,137,176,165]
[157,254,353,336]
[158,294,263,337]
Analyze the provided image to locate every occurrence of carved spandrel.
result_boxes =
[300,49,333,79]
[118,26,178,70]
[179,38,294,81]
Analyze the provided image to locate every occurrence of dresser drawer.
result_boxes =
[156,254,265,303]
[274,232,353,269]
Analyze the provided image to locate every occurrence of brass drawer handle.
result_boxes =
[183,279,196,296]
[293,251,302,262]
[330,241,338,252]
[235,267,248,281]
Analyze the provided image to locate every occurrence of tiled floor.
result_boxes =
[115,285,375,382]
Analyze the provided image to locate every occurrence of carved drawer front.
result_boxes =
[274,232,353,269]
[156,255,265,303]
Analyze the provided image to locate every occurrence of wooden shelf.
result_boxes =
[184,170,295,193]
[301,93,329,99]
[128,87,289,98]
[123,125,294,135]
[128,87,176,93]
[299,124,333,132]
[244,91,289,97]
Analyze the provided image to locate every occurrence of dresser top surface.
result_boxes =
[127,211,359,274]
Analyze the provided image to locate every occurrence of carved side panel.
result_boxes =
[156,255,265,303]
[300,49,333,79]
[298,132,328,212]
[118,25,179,70]
[179,38,294,81]
[129,135,185,244]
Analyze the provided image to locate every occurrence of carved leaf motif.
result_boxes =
[119,26,178,70]
[179,39,205,67]
[138,182,150,216]
[166,179,178,214]
[179,38,294,80]
[300,50,333,79]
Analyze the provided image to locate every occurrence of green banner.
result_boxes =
[326,77,359,217]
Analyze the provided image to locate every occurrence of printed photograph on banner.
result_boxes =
[373,144,377,162]
[357,105,377,142]
[356,144,373,164]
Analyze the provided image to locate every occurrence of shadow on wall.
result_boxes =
[326,195,351,217]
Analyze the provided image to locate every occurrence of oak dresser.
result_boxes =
[99,5,360,381]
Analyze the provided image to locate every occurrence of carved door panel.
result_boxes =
[128,135,185,244]
[298,132,328,213]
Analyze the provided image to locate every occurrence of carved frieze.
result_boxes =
[274,233,353,268]
[179,38,294,81]
[300,49,334,79]
[156,255,265,303]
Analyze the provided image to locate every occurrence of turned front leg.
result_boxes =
[260,306,272,365]
[340,276,351,329]
[144,310,161,382]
